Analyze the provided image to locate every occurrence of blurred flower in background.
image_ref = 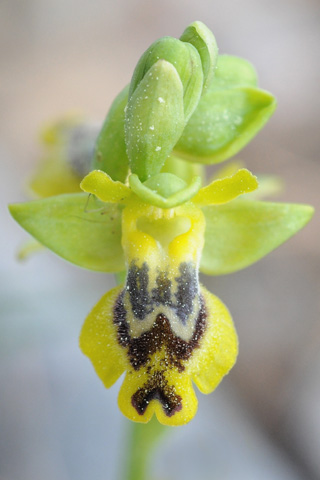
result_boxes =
[1,0,319,479]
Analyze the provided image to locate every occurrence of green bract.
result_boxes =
[174,53,275,164]
[210,54,258,90]
[175,86,276,164]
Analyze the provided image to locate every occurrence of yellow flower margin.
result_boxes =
[79,168,257,426]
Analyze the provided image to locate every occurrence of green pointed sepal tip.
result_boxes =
[129,172,201,208]
[180,20,218,91]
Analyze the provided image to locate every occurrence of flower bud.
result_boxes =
[180,20,218,91]
[129,36,203,122]
[125,60,185,181]
[92,85,129,182]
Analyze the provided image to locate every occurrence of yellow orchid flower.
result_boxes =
[9,20,314,431]
[79,188,238,425]
[78,168,247,425]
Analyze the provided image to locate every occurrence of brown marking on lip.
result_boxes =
[131,370,182,417]
[113,292,207,372]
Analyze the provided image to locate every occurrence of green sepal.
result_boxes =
[129,173,201,208]
[129,36,203,122]
[174,87,277,164]
[9,193,125,273]
[125,60,185,181]
[92,85,129,182]
[180,20,218,91]
[200,200,314,275]
[209,54,258,90]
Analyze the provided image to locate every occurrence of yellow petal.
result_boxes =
[79,285,127,388]
[193,168,258,206]
[80,170,131,204]
[191,286,238,394]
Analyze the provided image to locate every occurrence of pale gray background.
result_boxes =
[1,0,320,479]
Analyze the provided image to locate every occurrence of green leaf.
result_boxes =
[180,20,218,91]
[92,85,129,182]
[200,200,314,275]
[129,36,203,122]
[174,87,276,164]
[209,54,258,90]
[9,193,125,272]
[125,60,185,181]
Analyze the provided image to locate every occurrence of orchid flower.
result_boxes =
[9,21,314,426]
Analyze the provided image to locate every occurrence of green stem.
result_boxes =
[124,418,169,480]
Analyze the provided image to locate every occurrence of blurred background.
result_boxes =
[1,0,319,479]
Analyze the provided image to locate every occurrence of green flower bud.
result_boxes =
[180,20,218,91]
[92,85,129,182]
[129,36,203,122]
[125,60,185,181]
